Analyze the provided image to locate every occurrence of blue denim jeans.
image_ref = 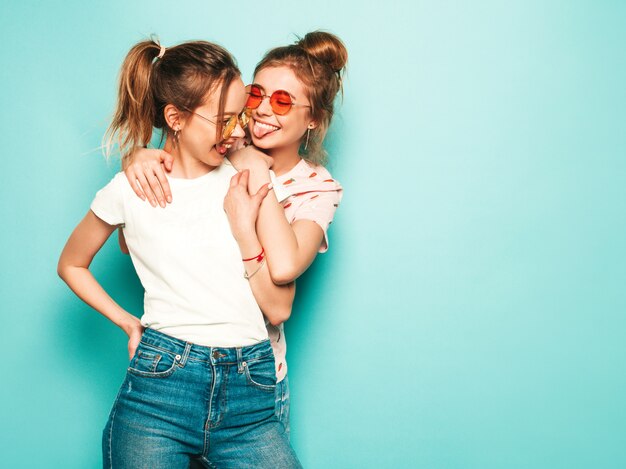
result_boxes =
[275,376,290,437]
[102,328,301,468]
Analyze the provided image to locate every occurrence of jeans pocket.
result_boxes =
[243,354,277,392]
[128,342,179,378]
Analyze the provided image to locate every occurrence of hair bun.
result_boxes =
[298,31,347,73]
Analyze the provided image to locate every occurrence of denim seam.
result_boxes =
[242,351,274,364]
[275,384,283,422]
[132,354,268,366]
[136,350,158,360]
[203,363,216,458]
[138,342,273,365]
[105,375,128,468]
[200,455,217,469]
[208,366,226,430]
[218,366,229,428]
[236,348,244,373]
[107,404,116,468]
[127,358,177,378]
[140,331,187,350]
[187,357,238,365]
[137,341,179,356]
[151,354,162,372]
[133,351,162,371]
[180,342,192,367]
[243,362,276,392]
[281,380,287,421]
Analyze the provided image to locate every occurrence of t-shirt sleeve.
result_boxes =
[292,190,342,253]
[269,170,291,203]
[90,173,126,226]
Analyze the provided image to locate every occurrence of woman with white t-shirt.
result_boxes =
[57,39,301,468]
[122,31,348,436]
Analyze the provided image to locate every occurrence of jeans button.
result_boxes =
[212,350,220,359]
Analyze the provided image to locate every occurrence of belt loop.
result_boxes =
[178,342,192,367]
[236,347,244,373]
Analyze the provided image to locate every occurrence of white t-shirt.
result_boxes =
[90,162,268,347]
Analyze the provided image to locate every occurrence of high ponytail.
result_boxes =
[254,31,348,166]
[105,38,241,163]
[105,40,161,159]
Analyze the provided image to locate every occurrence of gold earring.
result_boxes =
[304,128,311,151]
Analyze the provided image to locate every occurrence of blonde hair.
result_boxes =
[105,38,240,163]
[254,31,348,166]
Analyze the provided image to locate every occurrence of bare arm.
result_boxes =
[229,147,325,285]
[57,211,143,358]
[224,170,295,325]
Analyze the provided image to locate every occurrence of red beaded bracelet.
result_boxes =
[242,248,265,263]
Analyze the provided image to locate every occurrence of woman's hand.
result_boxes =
[228,145,274,172]
[223,170,271,242]
[121,315,144,360]
[123,148,174,208]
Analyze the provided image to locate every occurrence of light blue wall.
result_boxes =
[1,1,625,467]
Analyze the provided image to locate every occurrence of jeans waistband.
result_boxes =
[141,328,273,366]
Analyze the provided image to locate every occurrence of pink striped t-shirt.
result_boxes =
[267,158,343,382]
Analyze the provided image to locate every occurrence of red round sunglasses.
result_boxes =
[245,84,311,115]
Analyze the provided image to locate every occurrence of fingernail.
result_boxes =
[167,196,172,203]
[267,183,274,190]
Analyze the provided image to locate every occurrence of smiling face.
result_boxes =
[177,77,247,169]
[248,66,315,156]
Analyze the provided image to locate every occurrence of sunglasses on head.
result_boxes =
[245,84,311,116]
[187,108,250,141]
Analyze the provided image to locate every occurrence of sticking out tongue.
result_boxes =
[216,144,228,155]
[253,122,278,139]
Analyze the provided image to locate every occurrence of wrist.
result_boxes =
[232,224,257,243]
[242,247,265,263]
[117,313,141,336]
[238,239,263,261]
[247,163,271,190]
